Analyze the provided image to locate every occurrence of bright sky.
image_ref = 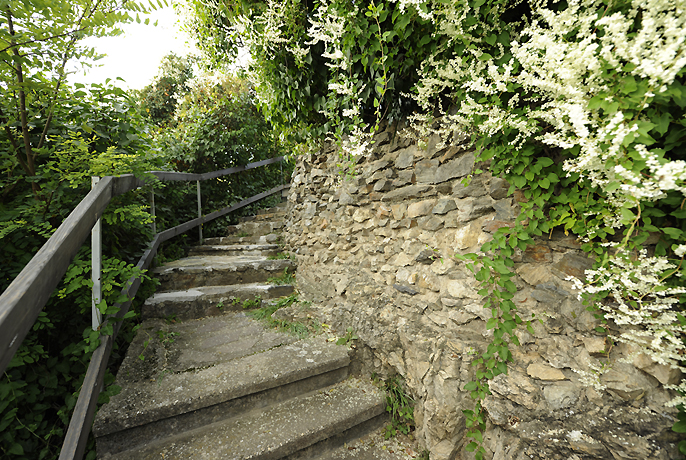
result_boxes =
[69,6,197,91]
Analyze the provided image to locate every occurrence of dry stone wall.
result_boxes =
[282,125,682,460]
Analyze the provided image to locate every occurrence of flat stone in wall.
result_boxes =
[283,126,681,460]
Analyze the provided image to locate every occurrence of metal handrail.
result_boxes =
[0,156,287,459]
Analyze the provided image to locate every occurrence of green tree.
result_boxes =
[138,52,197,126]
[154,73,290,236]
[0,0,144,197]
[0,1,167,458]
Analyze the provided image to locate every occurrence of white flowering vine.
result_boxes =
[570,248,686,405]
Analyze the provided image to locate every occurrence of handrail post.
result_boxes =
[150,188,156,235]
[197,180,202,244]
[91,176,102,331]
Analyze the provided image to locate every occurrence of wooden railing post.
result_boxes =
[150,188,156,235]
[91,176,102,331]
[197,180,202,244]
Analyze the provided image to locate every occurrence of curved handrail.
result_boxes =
[0,156,287,459]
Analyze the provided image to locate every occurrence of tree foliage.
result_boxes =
[0,0,149,193]
[138,52,197,127]
[0,1,168,458]
[181,0,436,141]
[153,73,290,237]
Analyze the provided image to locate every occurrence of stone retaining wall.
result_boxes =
[282,124,681,459]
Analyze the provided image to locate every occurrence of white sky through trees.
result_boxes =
[68,6,196,90]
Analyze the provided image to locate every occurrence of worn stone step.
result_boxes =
[100,377,385,460]
[142,283,295,320]
[306,426,416,460]
[239,211,287,223]
[94,314,350,458]
[228,220,284,237]
[154,256,295,292]
[254,204,286,216]
[261,202,287,213]
[204,234,281,245]
[188,243,282,257]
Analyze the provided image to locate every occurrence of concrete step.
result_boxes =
[204,234,281,245]
[142,283,295,321]
[308,426,417,459]
[227,220,284,237]
[188,243,282,257]
[153,256,295,292]
[94,314,351,458]
[239,211,287,223]
[99,377,385,460]
[261,203,286,213]
[254,204,287,216]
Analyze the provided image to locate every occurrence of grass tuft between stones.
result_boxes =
[245,293,319,339]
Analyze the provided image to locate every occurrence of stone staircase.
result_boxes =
[92,203,405,459]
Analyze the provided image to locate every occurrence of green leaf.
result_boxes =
[588,96,603,110]
[472,429,483,443]
[663,227,683,239]
[537,157,554,168]
[512,175,526,188]
[654,111,673,135]
[504,280,517,293]
[620,76,637,94]
[673,420,686,433]
[620,207,635,222]
[465,381,480,391]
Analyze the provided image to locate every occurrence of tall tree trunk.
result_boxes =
[6,8,40,196]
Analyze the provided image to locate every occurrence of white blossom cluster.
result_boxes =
[569,249,686,405]
[306,0,376,156]
[307,0,350,71]
[510,0,686,217]
[236,0,291,50]
[571,361,611,391]
[387,0,433,20]
[341,125,372,159]
[596,0,686,90]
